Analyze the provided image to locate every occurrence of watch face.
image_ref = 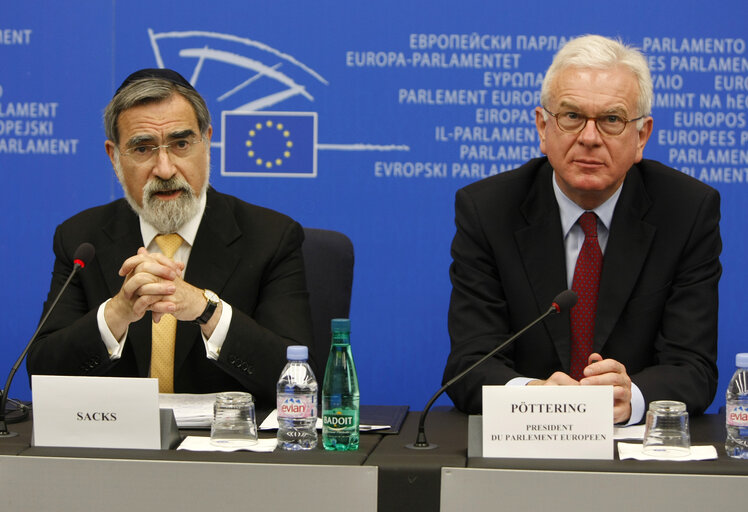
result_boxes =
[204,289,219,303]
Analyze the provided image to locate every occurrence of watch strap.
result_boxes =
[194,290,219,325]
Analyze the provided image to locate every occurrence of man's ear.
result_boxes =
[535,107,548,155]
[634,116,654,163]
[105,140,117,168]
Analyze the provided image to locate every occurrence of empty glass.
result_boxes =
[210,392,258,447]
[642,400,690,457]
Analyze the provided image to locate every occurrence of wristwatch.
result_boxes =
[194,289,219,325]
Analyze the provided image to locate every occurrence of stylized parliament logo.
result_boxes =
[147,29,408,178]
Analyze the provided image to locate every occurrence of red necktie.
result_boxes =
[570,212,602,381]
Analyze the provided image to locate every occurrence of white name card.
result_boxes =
[482,385,613,460]
[32,375,161,449]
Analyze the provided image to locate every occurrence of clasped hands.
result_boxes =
[528,353,633,423]
[104,247,206,339]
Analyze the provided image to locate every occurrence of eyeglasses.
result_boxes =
[121,137,204,164]
[543,107,645,136]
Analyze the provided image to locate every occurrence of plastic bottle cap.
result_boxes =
[736,353,748,368]
[331,318,350,332]
[286,345,308,361]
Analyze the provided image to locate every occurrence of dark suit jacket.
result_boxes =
[443,157,721,416]
[27,188,313,408]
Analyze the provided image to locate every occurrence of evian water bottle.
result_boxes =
[276,345,318,450]
[725,352,748,458]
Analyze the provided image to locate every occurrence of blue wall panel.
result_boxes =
[2,0,746,412]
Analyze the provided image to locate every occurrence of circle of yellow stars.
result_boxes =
[245,120,293,169]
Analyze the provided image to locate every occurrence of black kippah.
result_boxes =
[114,68,196,97]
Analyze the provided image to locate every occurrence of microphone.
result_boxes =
[406,290,578,449]
[0,242,95,438]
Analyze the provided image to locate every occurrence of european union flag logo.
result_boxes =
[221,111,317,177]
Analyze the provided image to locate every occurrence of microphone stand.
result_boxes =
[0,262,85,438]
[406,298,570,450]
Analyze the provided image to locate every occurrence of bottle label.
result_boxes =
[726,403,748,427]
[277,395,316,419]
[323,411,357,430]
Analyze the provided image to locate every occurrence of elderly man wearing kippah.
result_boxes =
[27,69,314,408]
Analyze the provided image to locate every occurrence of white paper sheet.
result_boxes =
[614,424,646,440]
[159,393,216,428]
[178,436,277,452]
[617,442,718,461]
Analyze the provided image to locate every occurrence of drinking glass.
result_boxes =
[210,392,258,447]
[642,400,690,457]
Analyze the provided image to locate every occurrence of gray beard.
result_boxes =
[114,155,208,234]
[137,177,201,233]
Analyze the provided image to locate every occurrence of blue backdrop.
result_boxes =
[1,0,746,412]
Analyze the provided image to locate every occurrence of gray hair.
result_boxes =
[541,35,653,126]
[104,78,211,144]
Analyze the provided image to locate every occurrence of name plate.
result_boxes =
[32,375,161,449]
[482,386,613,459]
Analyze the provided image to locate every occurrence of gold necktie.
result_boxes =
[150,233,183,393]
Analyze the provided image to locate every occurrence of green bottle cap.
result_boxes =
[331,318,351,332]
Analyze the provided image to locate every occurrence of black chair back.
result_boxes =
[301,228,354,383]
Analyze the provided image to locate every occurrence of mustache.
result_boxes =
[143,176,192,199]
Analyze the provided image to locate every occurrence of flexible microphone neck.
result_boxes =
[407,290,577,449]
[0,243,94,437]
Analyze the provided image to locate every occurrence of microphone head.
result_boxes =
[551,290,578,313]
[73,242,95,269]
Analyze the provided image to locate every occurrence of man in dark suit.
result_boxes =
[27,69,313,408]
[443,36,721,423]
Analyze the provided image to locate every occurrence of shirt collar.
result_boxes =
[140,191,207,248]
[552,171,622,237]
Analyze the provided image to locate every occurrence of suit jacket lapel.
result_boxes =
[514,162,572,371]
[99,201,142,296]
[174,189,242,372]
[594,165,655,352]
[99,201,152,376]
